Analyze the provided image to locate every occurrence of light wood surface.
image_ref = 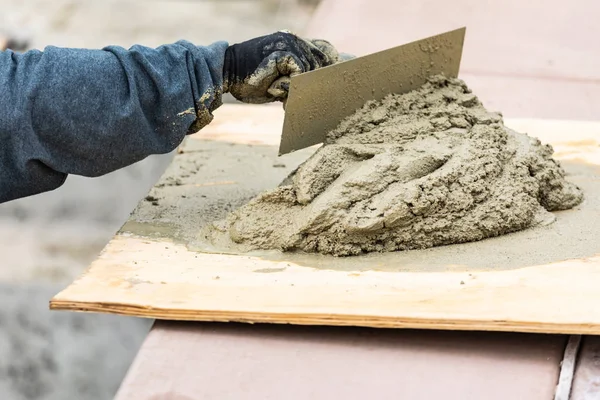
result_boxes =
[50,104,600,335]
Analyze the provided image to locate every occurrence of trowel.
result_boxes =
[279,27,466,155]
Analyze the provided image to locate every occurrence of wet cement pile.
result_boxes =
[204,75,584,256]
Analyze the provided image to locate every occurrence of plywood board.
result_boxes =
[51,104,600,334]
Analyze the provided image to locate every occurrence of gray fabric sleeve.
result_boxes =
[0,40,228,203]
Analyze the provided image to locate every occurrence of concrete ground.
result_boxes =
[0,1,317,399]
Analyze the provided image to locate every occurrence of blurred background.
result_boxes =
[0,1,320,399]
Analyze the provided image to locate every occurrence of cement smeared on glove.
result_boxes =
[238,37,342,104]
[269,38,346,107]
[203,75,583,256]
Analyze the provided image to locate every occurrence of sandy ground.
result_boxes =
[0,1,316,399]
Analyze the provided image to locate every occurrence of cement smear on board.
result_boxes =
[203,76,583,256]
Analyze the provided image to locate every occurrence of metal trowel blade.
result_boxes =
[278,27,466,155]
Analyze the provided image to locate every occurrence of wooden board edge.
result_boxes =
[48,300,600,335]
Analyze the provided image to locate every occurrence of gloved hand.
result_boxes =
[223,31,342,104]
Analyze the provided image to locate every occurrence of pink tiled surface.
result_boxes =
[308,0,600,120]
[116,323,566,400]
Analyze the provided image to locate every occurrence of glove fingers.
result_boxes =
[234,52,301,104]
[307,38,341,66]
[267,76,291,101]
[224,31,344,105]
[269,44,336,103]
[275,53,306,77]
[239,56,280,103]
[251,55,280,81]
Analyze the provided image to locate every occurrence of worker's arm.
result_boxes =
[0,32,340,203]
[0,40,227,202]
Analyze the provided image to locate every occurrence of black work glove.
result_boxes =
[223,31,342,104]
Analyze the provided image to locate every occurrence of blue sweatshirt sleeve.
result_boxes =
[0,40,228,203]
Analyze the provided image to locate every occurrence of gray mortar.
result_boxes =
[122,105,599,274]
[203,76,584,256]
